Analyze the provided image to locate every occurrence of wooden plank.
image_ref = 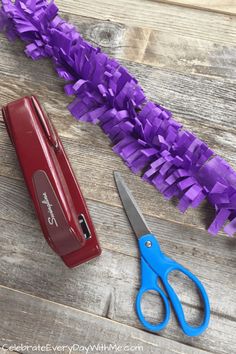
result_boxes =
[0,286,211,354]
[156,0,236,16]
[0,2,235,352]
[0,38,235,139]
[0,176,235,299]
[63,13,236,79]
[55,0,236,44]
[0,33,235,131]
[0,117,235,234]
[0,32,235,235]
[0,221,235,353]
[0,175,235,269]
[1,11,236,79]
[0,178,235,352]
[0,349,13,354]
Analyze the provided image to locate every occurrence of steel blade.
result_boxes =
[114,172,151,238]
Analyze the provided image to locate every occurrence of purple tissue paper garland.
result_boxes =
[1,0,236,237]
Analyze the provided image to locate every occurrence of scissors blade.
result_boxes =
[114,172,151,239]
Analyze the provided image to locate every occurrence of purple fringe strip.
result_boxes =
[1,0,236,236]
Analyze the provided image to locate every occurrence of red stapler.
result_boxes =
[2,96,101,267]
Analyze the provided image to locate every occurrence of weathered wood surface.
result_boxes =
[53,11,236,78]
[0,115,235,233]
[0,349,12,354]
[0,0,235,353]
[0,38,236,231]
[56,0,236,41]
[0,286,212,354]
[0,175,235,353]
[157,0,236,15]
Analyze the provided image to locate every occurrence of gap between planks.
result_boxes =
[0,179,235,352]
[0,164,228,238]
[1,15,236,80]
[55,0,236,44]
[0,119,234,237]
[0,285,212,354]
[0,176,234,304]
[0,284,115,321]
[0,3,235,354]
[152,0,236,16]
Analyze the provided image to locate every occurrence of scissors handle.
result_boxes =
[137,234,210,336]
[136,257,171,332]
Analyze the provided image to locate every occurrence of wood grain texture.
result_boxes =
[0,0,235,353]
[157,0,236,15]
[56,0,236,43]
[0,349,13,354]
[1,30,236,133]
[61,12,236,79]
[0,176,235,353]
[0,286,212,354]
[0,63,235,233]
[0,122,228,233]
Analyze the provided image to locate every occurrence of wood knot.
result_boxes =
[87,22,125,48]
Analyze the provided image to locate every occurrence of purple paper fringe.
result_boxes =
[1,0,236,237]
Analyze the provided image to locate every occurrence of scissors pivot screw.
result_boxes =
[114,172,210,336]
[145,241,152,248]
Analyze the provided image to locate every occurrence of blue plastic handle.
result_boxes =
[136,234,210,336]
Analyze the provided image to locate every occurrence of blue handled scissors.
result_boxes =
[114,172,210,337]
